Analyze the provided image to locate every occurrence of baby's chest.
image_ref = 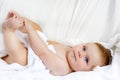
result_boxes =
[53,44,69,60]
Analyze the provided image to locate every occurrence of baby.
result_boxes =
[2,11,112,76]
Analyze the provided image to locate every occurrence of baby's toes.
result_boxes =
[12,11,21,17]
[6,12,14,19]
[14,15,22,22]
[8,17,20,29]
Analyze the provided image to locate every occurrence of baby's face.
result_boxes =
[67,43,103,71]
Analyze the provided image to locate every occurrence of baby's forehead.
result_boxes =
[86,42,95,45]
[87,43,101,55]
[85,43,97,48]
[86,43,103,66]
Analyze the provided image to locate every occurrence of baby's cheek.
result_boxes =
[78,60,87,67]
[69,56,75,64]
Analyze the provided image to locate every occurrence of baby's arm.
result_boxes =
[25,22,69,75]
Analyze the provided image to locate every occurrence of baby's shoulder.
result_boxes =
[48,40,60,45]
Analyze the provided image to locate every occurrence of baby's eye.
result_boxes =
[83,45,86,51]
[84,56,89,64]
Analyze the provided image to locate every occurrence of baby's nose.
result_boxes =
[78,51,85,58]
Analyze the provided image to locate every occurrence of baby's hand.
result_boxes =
[23,20,33,32]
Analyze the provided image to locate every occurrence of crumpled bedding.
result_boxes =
[0,0,120,80]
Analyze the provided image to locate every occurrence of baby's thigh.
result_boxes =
[2,51,28,66]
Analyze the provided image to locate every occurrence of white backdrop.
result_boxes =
[0,0,120,44]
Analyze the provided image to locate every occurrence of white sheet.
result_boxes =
[0,0,120,80]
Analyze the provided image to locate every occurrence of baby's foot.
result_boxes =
[6,11,25,29]
[2,15,24,31]
[6,11,21,20]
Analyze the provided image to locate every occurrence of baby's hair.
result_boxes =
[95,42,112,66]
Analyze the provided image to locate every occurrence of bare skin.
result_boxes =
[2,11,105,76]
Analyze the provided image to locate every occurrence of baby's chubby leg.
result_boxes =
[2,12,27,66]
